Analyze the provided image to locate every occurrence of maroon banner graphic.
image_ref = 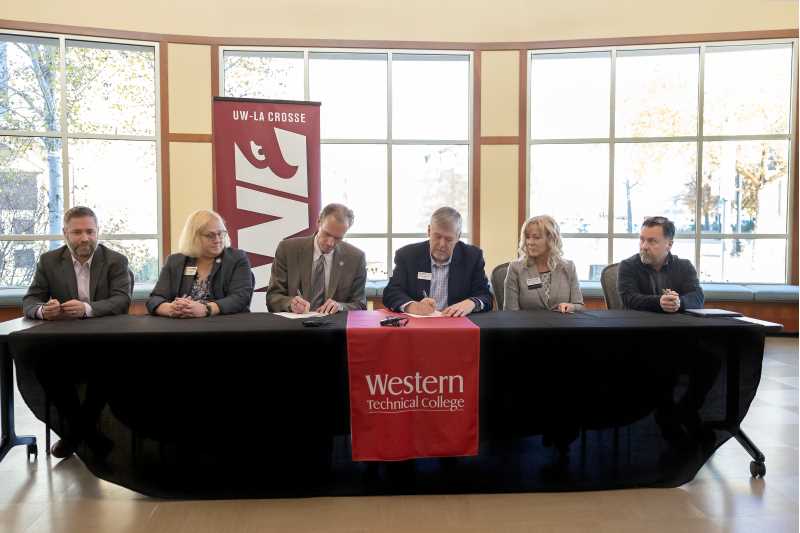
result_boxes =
[346,310,480,461]
[212,98,321,311]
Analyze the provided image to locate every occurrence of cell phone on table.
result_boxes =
[302,318,330,327]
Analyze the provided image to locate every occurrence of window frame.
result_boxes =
[0,28,163,284]
[526,38,798,284]
[220,46,474,278]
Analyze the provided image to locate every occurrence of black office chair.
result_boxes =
[600,263,622,310]
[45,269,135,455]
[490,262,509,311]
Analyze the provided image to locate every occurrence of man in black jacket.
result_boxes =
[618,216,716,446]
[617,216,703,312]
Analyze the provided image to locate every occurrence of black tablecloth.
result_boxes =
[9,310,765,498]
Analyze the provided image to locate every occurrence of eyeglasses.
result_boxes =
[380,316,409,327]
[202,230,228,241]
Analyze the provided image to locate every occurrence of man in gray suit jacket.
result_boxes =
[267,203,367,313]
[23,206,131,319]
[22,206,131,459]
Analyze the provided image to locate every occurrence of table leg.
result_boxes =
[0,341,37,463]
[724,336,766,477]
[734,428,766,477]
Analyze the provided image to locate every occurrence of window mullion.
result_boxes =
[387,51,394,278]
[607,48,616,266]
[695,45,706,277]
[59,36,69,233]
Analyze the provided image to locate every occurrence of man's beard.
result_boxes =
[639,251,654,265]
[69,241,96,259]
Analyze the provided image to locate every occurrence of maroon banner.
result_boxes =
[212,98,321,311]
[346,310,480,461]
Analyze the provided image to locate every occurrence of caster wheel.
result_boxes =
[27,444,38,460]
[750,461,765,478]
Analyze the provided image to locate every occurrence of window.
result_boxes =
[0,32,161,288]
[529,40,796,283]
[222,48,472,279]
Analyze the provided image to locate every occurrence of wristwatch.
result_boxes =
[205,303,212,317]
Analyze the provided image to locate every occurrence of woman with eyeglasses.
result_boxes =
[147,209,254,318]
[503,214,584,313]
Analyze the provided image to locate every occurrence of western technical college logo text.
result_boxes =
[364,371,466,413]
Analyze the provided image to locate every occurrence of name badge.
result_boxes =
[526,276,542,290]
[417,272,432,281]
[183,266,198,276]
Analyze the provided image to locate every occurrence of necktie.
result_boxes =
[310,255,326,310]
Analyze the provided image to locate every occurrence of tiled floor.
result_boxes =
[1,337,797,533]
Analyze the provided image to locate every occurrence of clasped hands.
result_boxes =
[659,289,681,313]
[41,298,87,320]
[289,296,341,315]
[405,297,475,317]
[158,296,217,318]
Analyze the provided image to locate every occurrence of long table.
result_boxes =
[3,310,771,498]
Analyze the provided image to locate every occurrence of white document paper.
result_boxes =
[273,312,326,319]
[404,311,444,318]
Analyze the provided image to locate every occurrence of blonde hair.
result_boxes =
[517,215,564,271]
[178,209,230,257]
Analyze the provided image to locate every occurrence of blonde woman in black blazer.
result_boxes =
[147,210,254,317]
[503,215,584,313]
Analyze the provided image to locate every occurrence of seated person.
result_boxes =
[23,206,131,320]
[22,205,132,458]
[617,216,704,312]
[503,215,583,313]
[618,216,713,444]
[148,209,254,317]
[383,206,492,317]
[266,203,367,314]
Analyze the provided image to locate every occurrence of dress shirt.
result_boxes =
[429,256,451,311]
[400,254,483,313]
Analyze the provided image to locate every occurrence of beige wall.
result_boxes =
[168,44,212,135]
[480,145,520,274]
[481,51,520,138]
[169,142,213,251]
[1,1,796,42]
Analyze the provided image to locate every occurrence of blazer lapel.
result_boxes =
[178,256,197,297]
[299,236,314,296]
[416,242,432,301]
[327,245,342,299]
[208,253,223,298]
[550,267,566,306]
[446,243,462,306]
[89,246,105,299]
[60,247,79,300]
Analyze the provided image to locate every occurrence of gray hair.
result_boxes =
[63,206,98,227]
[318,203,354,229]
[430,207,462,235]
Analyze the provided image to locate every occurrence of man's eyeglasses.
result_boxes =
[380,316,408,327]
[202,230,228,241]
